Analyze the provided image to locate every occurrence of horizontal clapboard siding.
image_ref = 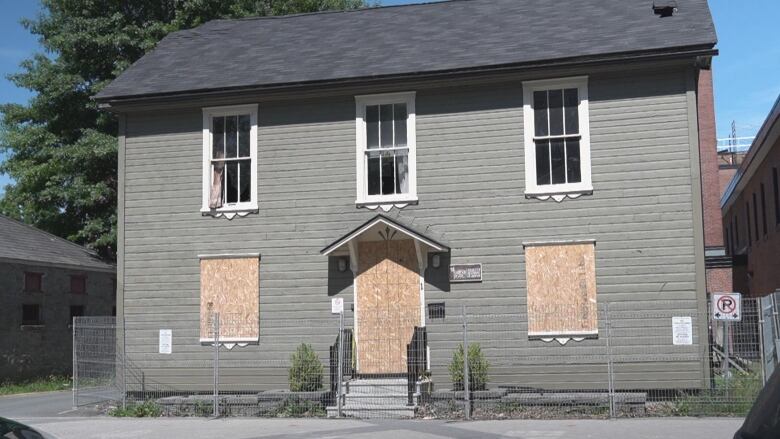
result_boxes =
[122,66,705,390]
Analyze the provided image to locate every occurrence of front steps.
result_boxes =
[327,378,416,418]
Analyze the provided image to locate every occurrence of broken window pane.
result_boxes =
[564,88,579,135]
[367,151,381,195]
[238,115,250,157]
[381,151,395,194]
[548,89,563,136]
[533,91,548,137]
[535,140,550,186]
[225,116,238,158]
[226,162,238,204]
[550,138,566,184]
[566,139,581,183]
[394,104,407,147]
[213,116,225,159]
[239,159,251,202]
[396,152,409,194]
[366,105,379,149]
[380,104,393,148]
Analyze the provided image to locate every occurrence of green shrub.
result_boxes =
[272,397,325,417]
[448,343,489,391]
[0,375,71,395]
[289,343,324,392]
[108,400,162,417]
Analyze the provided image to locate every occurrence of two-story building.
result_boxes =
[96,0,720,396]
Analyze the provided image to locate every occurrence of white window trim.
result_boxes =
[355,91,418,211]
[201,104,259,219]
[522,76,593,202]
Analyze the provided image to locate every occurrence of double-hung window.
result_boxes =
[523,77,592,200]
[202,105,258,217]
[355,92,417,208]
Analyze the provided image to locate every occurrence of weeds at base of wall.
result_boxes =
[108,401,162,417]
[663,372,762,417]
[0,375,71,396]
[269,398,326,418]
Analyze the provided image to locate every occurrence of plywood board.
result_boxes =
[200,257,260,341]
[356,240,420,374]
[525,243,597,336]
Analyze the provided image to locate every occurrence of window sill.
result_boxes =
[525,187,593,202]
[20,324,45,330]
[201,205,259,220]
[356,196,418,212]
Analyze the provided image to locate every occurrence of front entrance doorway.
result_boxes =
[355,239,421,374]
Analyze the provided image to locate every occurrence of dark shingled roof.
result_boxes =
[0,214,115,271]
[96,0,716,101]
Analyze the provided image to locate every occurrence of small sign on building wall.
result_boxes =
[672,317,693,345]
[449,263,482,282]
[159,329,172,354]
[331,297,344,314]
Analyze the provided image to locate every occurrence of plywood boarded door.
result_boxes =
[356,240,421,374]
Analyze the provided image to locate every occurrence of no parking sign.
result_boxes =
[712,293,742,321]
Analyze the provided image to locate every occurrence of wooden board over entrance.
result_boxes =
[524,242,598,337]
[199,256,260,342]
[356,240,420,374]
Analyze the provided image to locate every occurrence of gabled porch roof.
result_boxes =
[320,214,449,256]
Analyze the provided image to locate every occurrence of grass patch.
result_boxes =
[0,375,71,396]
[108,400,162,417]
[672,371,762,417]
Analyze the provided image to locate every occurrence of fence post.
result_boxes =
[462,305,470,420]
[337,311,344,417]
[72,316,77,410]
[213,312,220,418]
[605,303,615,419]
[122,314,127,410]
[757,299,767,385]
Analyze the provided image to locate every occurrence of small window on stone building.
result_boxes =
[753,193,759,242]
[746,203,752,247]
[70,275,86,294]
[22,304,41,325]
[24,272,42,292]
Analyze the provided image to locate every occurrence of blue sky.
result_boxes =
[1,0,779,195]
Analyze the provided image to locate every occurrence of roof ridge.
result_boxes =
[0,213,107,262]
[208,0,464,23]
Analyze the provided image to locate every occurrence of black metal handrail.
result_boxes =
[406,326,427,405]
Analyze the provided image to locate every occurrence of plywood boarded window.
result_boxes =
[199,256,259,342]
[525,242,597,337]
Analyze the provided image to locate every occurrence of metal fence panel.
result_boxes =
[73,299,766,419]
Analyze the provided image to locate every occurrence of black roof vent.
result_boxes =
[653,1,678,17]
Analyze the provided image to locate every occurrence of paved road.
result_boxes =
[21,417,743,439]
[0,391,79,418]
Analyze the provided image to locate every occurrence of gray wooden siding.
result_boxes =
[122,66,705,390]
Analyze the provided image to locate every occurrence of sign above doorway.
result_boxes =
[449,263,482,282]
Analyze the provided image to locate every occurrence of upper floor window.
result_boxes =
[773,167,779,226]
[24,272,42,293]
[70,275,86,294]
[355,92,417,209]
[201,105,258,218]
[523,77,592,201]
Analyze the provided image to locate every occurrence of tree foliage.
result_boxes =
[0,0,367,259]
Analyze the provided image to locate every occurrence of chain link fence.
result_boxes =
[73,298,772,419]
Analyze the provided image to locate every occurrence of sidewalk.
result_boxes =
[22,417,743,439]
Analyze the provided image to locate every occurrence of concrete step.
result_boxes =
[326,405,416,419]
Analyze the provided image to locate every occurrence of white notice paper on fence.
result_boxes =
[672,317,692,345]
[159,329,172,354]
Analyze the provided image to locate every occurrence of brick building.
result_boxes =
[698,69,733,296]
[721,95,780,297]
[0,214,116,379]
